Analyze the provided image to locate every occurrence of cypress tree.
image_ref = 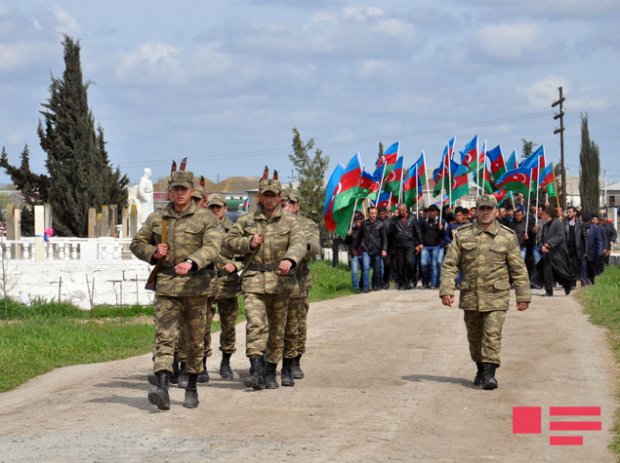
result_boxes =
[578,113,601,213]
[288,128,330,246]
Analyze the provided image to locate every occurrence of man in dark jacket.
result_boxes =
[601,214,617,265]
[539,206,574,296]
[564,207,588,286]
[360,206,388,291]
[509,208,534,261]
[344,212,364,292]
[389,204,423,290]
[585,213,606,284]
[419,205,445,288]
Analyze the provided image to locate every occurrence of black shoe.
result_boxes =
[544,291,553,297]
[220,352,233,379]
[177,362,189,388]
[263,362,279,389]
[482,363,499,390]
[291,354,304,380]
[244,356,265,390]
[383,283,390,290]
[281,358,295,387]
[473,362,484,387]
[197,357,210,383]
[564,284,572,296]
[362,287,370,293]
[148,371,171,410]
[183,373,199,409]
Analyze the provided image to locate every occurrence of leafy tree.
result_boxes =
[288,128,330,246]
[0,145,49,234]
[578,113,601,213]
[521,139,535,159]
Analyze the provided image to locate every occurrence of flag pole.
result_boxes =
[423,151,431,206]
[399,157,405,204]
[535,157,541,215]
[348,197,358,231]
[475,138,480,199]
[374,162,387,208]
[415,166,419,217]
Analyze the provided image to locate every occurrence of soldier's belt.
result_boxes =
[234,256,246,262]
[158,267,210,278]
[246,262,280,272]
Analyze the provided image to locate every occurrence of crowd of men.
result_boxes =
[344,201,618,295]
[131,167,318,411]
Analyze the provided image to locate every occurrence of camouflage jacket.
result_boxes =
[130,202,222,297]
[224,206,306,294]
[216,215,242,299]
[439,220,531,311]
[291,215,321,297]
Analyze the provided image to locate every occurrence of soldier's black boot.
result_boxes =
[183,373,199,409]
[291,354,304,380]
[473,362,484,387]
[148,371,170,411]
[197,357,210,383]
[482,362,499,390]
[147,372,157,386]
[281,358,295,387]
[263,362,279,389]
[177,362,189,388]
[244,356,265,390]
[220,352,233,379]
[170,353,179,385]
[421,266,431,288]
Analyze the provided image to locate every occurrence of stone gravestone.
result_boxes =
[34,205,45,262]
[129,204,138,238]
[109,205,117,237]
[121,207,129,238]
[100,205,109,238]
[88,208,97,238]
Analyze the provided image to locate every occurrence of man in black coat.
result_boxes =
[539,206,574,296]
[388,204,423,289]
[360,206,388,291]
[564,206,588,286]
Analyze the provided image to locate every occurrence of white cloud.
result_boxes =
[518,75,569,109]
[341,5,384,22]
[475,23,545,61]
[52,6,79,35]
[6,132,25,145]
[0,41,54,73]
[115,42,183,83]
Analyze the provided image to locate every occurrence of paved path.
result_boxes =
[0,288,615,462]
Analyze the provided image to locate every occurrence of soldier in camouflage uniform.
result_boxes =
[208,193,242,380]
[131,170,221,410]
[280,188,320,386]
[224,167,306,390]
[439,194,530,390]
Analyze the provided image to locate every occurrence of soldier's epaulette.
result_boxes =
[458,223,474,231]
[499,223,516,234]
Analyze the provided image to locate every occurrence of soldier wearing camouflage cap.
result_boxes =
[224,167,306,390]
[280,188,320,386]
[131,166,222,410]
[439,193,530,390]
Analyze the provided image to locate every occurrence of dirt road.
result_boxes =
[0,288,615,462]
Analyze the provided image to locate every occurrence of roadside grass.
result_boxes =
[576,266,620,457]
[0,259,352,393]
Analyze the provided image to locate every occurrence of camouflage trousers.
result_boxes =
[202,296,218,358]
[283,296,309,358]
[217,297,239,354]
[463,309,506,365]
[153,295,206,374]
[244,292,289,364]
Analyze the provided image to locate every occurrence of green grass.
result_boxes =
[307,260,353,302]
[576,266,620,457]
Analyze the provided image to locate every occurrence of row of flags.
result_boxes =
[323,137,559,237]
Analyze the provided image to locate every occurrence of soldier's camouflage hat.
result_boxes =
[206,193,226,207]
[169,171,194,189]
[476,194,498,208]
[192,185,205,200]
[284,188,300,203]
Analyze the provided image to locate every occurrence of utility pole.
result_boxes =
[552,86,566,209]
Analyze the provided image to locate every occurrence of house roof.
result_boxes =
[211,176,260,194]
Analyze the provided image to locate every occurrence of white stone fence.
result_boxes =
[0,237,134,261]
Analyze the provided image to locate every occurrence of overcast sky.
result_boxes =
[1,0,620,188]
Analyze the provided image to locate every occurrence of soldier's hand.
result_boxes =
[278,259,293,275]
[175,261,192,276]
[250,233,263,249]
[154,243,169,259]
[441,295,454,307]
[516,301,529,311]
[223,263,236,273]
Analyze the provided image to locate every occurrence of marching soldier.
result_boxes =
[131,169,221,410]
[207,193,242,379]
[281,188,320,386]
[439,194,530,390]
[224,167,306,389]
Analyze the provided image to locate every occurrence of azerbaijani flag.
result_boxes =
[450,160,470,202]
[539,162,557,197]
[487,145,506,183]
[376,141,400,175]
[492,189,508,204]
[433,137,455,196]
[323,163,345,232]
[383,156,404,194]
[434,194,449,207]
[506,150,518,172]
[403,157,424,209]
[359,167,382,199]
[460,135,479,173]
[241,196,249,212]
[376,191,397,210]
[332,153,362,212]
[496,167,532,196]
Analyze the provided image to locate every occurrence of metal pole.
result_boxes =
[552,86,566,210]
